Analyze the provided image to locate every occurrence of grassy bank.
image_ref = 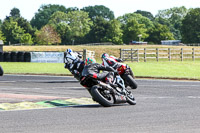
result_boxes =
[1,61,200,80]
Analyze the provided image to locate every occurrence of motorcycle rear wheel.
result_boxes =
[90,85,114,107]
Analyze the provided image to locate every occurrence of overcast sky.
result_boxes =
[0,0,200,21]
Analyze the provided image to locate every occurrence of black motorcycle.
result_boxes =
[116,63,137,89]
[80,73,136,107]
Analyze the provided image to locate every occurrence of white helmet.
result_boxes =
[65,49,77,64]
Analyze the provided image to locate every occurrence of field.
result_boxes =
[1,45,200,80]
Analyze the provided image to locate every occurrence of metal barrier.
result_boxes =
[0,49,95,63]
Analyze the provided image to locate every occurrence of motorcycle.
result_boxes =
[117,63,138,89]
[80,73,136,107]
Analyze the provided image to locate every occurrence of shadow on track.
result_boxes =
[69,104,129,108]
[35,81,79,83]
[43,100,129,109]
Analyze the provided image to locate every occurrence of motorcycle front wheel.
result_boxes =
[126,91,136,105]
[90,85,114,107]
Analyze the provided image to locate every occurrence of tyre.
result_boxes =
[0,52,3,62]
[126,91,136,105]
[3,52,11,62]
[123,74,138,89]
[0,65,3,76]
[24,52,31,62]
[11,52,17,62]
[90,85,114,107]
[17,52,25,62]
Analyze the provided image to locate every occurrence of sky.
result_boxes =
[0,0,200,21]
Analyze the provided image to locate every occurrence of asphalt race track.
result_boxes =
[0,74,200,133]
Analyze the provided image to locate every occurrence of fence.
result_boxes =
[71,49,95,61]
[120,48,200,62]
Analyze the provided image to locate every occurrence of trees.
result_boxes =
[3,4,200,45]
[48,11,70,44]
[181,8,200,43]
[65,10,93,44]
[10,8,21,19]
[30,4,67,29]
[1,8,36,45]
[123,18,148,44]
[81,5,115,21]
[155,6,188,40]
[1,17,25,45]
[66,7,79,12]
[15,17,36,39]
[49,10,93,44]
[35,24,61,45]
[20,33,33,45]
[117,13,151,44]
[0,30,6,42]
[146,23,174,44]
[86,16,110,43]
[118,13,154,30]
[103,19,123,44]
[135,10,154,21]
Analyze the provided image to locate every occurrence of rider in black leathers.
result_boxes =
[65,59,85,81]
[64,49,84,81]
[81,57,118,86]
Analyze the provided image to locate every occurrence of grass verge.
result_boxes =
[1,61,200,80]
[0,62,70,75]
[128,61,200,80]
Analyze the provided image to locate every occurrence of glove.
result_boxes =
[118,58,123,62]
[78,54,82,59]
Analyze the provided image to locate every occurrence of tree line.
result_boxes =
[0,4,200,45]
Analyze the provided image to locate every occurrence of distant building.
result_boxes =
[161,40,181,45]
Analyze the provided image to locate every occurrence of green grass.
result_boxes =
[0,62,70,75]
[128,61,200,80]
[1,61,200,80]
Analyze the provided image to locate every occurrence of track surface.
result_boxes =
[1,75,200,133]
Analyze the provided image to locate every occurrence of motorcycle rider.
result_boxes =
[64,49,84,81]
[101,53,137,89]
[81,57,118,87]
[101,53,123,69]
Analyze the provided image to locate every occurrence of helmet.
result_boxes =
[65,49,77,64]
[66,49,73,55]
[85,57,96,65]
[101,53,109,59]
